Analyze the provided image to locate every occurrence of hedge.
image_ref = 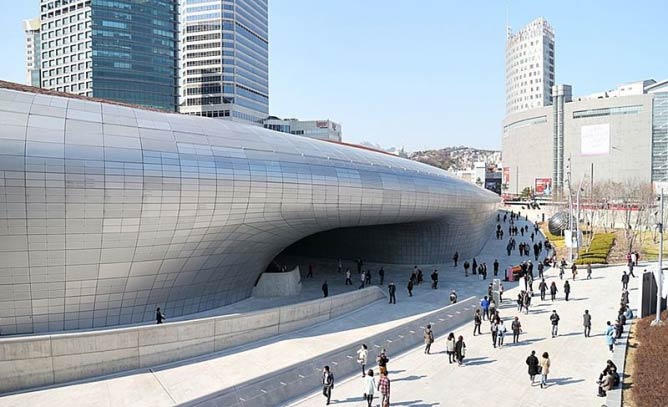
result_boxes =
[574,232,615,265]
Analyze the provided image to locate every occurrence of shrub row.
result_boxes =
[574,232,615,265]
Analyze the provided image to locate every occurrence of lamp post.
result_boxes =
[566,157,574,262]
[651,188,664,326]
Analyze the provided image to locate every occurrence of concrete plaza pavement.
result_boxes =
[285,261,637,407]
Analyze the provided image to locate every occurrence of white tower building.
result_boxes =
[505,17,555,114]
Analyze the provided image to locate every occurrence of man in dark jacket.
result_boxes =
[156,307,165,324]
[621,271,630,290]
[550,310,560,337]
[388,282,396,304]
[493,259,499,276]
[431,269,439,289]
[583,310,592,337]
[564,280,571,301]
[322,365,334,405]
[322,281,329,298]
[453,251,459,267]
[407,279,414,297]
[526,350,540,384]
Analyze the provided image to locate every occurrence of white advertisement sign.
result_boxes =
[581,123,610,156]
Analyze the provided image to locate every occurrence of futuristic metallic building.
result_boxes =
[0,83,499,335]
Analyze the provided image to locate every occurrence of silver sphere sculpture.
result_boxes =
[548,211,571,236]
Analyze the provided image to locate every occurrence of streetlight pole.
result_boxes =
[652,188,664,326]
[566,157,573,262]
[575,175,586,253]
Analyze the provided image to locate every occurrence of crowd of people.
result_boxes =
[315,209,635,405]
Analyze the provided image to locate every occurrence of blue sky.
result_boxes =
[1,1,667,151]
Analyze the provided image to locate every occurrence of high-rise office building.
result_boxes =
[179,0,269,125]
[24,18,42,87]
[505,17,555,114]
[38,0,178,111]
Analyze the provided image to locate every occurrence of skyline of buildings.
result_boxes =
[505,17,555,115]
[37,0,179,111]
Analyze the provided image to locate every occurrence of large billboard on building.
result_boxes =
[581,123,610,156]
[535,177,553,196]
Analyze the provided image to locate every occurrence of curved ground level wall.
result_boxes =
[251,267,302,297]
[0,287,385,393]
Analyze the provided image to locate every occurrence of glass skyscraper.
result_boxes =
[179,0,269,125]
[39,0,178,111]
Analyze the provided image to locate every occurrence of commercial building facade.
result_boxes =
[502,79,668,195]
[23,18,42,87]
[38,0,178,111]
[263,117,342,142]
[505,17,555,114]
[179,0,269,125]
[0,83,498,334]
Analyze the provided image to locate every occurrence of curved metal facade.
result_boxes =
[0,87,498,334]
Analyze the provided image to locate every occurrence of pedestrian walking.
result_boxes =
[359,271,366,289]
[424,324,434,354]
[571,263,578,280]
[417,268,423,285]
[540,352,551,389]
[377,370,390,407]
[517,291,524,312]
[363,370,375,407]
[621,271,629,290]
[322,281,329,298]
[586,263,592,280]
[493,259,499,276]
[497,320,507,347]
[407,279,414,297]
[538,262,545,280]
[549,281,558,301]
[449,290,458,304]
[345,268,352,285]
[453,251,459,267]
[446,332,456,363]
[550,310,560,337]
[156,307,165,324]
[463,260,470,276]
[431,269,439,289]
[512,316,522,343]
[539,279,547,301]
[356,344,368,377]
[388,282,396,304]
[526,350,539,384]
[605,321,615,352]
[377,348,389,375]
[564,280,571,301]
[490,319,499,348]
[473,309,482,336]
[365,269,372,285]
[480,296,490,320]
[322,365,335,405]
[379,266,385,285]
[559,264,565,280]
[583,310,592,337]
[455,335,466,366]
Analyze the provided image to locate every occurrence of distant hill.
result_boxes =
[409,146,501,171]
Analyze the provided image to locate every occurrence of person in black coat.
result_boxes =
[388,282,396,304]
[156,307,165,324]
[526,350,540,384]
[322,281,329,297]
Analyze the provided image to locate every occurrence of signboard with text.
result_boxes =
[534,178,553,196]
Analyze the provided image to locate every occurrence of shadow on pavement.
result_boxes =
[550,376,585,386]
[394,374,428,382]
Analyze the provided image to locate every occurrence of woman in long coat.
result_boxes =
[526,350,540,384]
[454,335,466,366]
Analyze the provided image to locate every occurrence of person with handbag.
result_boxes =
[540,352,551,389]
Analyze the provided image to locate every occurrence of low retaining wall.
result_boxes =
[181,297,478,407]
[251,267,302,297]
[0,287,385,394]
